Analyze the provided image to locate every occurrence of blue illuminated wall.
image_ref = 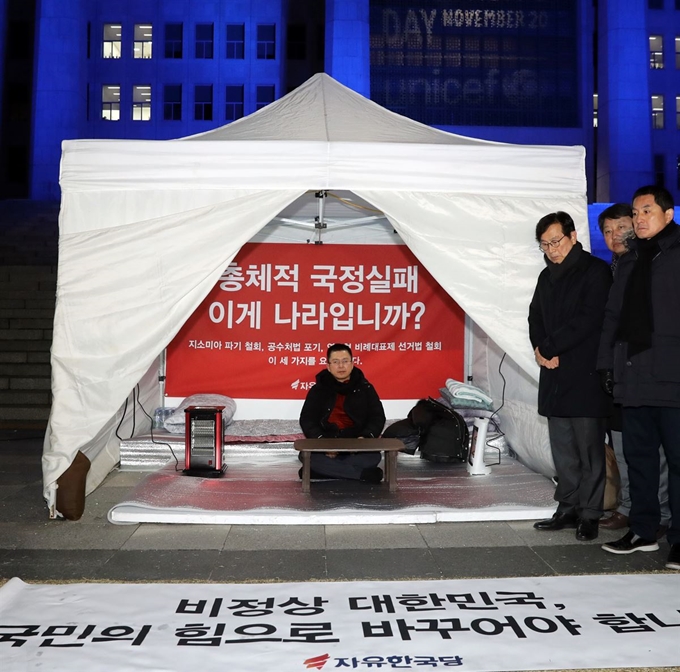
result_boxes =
[31,0,86,200]
[28,0,302,199]
[596,0,653,203]
[2,0,680,202]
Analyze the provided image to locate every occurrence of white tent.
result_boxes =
[44,73,589,515]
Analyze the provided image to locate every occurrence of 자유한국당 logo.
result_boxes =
[303,653,330,669]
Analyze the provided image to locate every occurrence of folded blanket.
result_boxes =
[164,394,237,434]
[442,379,494,411]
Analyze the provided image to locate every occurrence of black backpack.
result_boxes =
[407,397,470,463]
[382,418,420,455]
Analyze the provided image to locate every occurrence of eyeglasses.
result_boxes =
[329,359,352,365]
[538,235,566,252]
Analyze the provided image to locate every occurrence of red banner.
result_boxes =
[166,243,464,400]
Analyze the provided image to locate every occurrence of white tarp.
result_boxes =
[2,575,680,671]
[46,73,587,509]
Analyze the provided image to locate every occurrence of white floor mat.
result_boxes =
[108,450,556,525]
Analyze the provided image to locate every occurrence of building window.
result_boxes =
[593,93,598,128]
[652,95,665,129]
[132,85,151,121]
[256,85,275,110]
[164,85,182,120]
[650,35,663,68]
[195,85,213,121]
[226,24,245,59]
[195,23,214,59]
[257,24,276,59]
[287,24,307,60]
[654,154,665,186]
[226,85,244,121]
[133,24,152,59]
[102,85,120,120]
[164,23,182,59]
[676,37,680,68]
[103,24,122,59]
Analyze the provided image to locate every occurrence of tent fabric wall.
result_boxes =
[45,74,586,512]
[470,322,555,478]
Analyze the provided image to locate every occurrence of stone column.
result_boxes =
[596,0,653,202]
[325,0,370,97]
[30,0,86,200]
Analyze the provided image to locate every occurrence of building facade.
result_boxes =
[0,0,679,204]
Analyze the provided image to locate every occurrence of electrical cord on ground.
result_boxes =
[135,385,180,470]
[114,396,129,442]
[485,352,508,465]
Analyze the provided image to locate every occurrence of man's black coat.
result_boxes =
[299,367,385,439]
[528,242,613,418]
[597,221,680,407]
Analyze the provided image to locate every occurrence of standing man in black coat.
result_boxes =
[529,211,613,541]
[299,343,386,482]
[598,185,680,570]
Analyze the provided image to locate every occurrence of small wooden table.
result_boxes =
[293,438,404,493]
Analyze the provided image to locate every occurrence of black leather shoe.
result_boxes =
[533,512,579,531]
[576,518,599,541]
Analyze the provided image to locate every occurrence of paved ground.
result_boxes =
[1,430,675,584]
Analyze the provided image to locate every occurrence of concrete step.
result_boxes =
[0,363,51,376]
[0,266,57,281]
[0,291,57,301]
[27,352,50,363]
[0,299,56,311]
[0,352,28,363]
[0,340,52,351]
[8,318,54,330]
[0,405,51,421]
[0,280,57,293]
[0,390,51,405]
[0,329,47,341]
[0,309,56,319]
[7,377,51,390]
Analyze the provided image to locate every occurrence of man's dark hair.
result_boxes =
[327,343,352,360]
[632,184,675,212]
[597,203,633,233]
[535,211,575,242]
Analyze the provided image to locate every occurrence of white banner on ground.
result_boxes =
[1,574,679,671]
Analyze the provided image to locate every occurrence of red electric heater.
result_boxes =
[183,406,226,477]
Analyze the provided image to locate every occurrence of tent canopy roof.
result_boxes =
[185,73,492,145]
[59,74,585,200]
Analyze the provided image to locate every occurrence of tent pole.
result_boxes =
[314,190,327,244]
[464,314,474,384]
[159,348,167,409]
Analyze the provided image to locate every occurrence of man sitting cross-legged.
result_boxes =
[299,343,386,483]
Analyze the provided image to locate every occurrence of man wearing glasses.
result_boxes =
[529,211,612,541]
[299,343,386,482]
